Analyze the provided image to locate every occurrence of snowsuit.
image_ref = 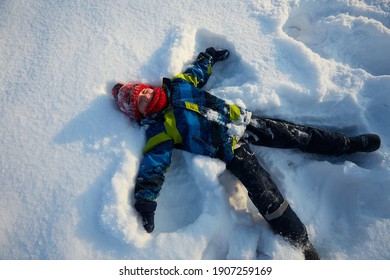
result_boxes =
[132,51,349,256]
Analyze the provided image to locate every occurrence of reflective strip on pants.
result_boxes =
[264,200,289,221]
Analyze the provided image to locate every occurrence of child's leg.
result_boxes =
[245,117,349,155]
[226,141,319,259]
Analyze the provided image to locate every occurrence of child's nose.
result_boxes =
[146,91,154,100]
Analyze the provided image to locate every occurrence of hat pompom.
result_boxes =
[111,83,124,100]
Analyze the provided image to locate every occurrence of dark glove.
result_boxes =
[205,47,230,64]
[140,211,155,233]
[135,200,157,233]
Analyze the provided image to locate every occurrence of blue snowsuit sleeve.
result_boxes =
[134,139,174,202]
[172,52,213,88]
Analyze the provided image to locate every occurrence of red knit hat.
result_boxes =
[112,83,168,120]
[144,86,169,116]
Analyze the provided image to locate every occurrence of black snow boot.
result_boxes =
[302,242,320,260]
[348,134,381,153]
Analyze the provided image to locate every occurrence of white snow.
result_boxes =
[1,0,389,260]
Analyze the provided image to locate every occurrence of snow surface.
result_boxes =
[1,0,390,260]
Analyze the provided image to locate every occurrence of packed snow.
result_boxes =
[1,0,389,260]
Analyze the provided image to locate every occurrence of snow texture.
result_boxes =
[1,0,389,260]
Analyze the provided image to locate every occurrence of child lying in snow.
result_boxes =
[112,47,381,260]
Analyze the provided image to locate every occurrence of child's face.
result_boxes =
[138,88,154,116]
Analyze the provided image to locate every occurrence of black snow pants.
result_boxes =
[226,117,350,251]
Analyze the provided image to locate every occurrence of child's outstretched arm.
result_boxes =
[172,47,229,88]
[133,140,174,233]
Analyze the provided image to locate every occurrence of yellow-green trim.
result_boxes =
[232,135,238,151]
[144,132,172,154]
[229,105,241,121]
[143,110,182,154]
[164,110,182,145]
[184,102,200,113]
[173,73,199,87]
[206,64,212,75]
